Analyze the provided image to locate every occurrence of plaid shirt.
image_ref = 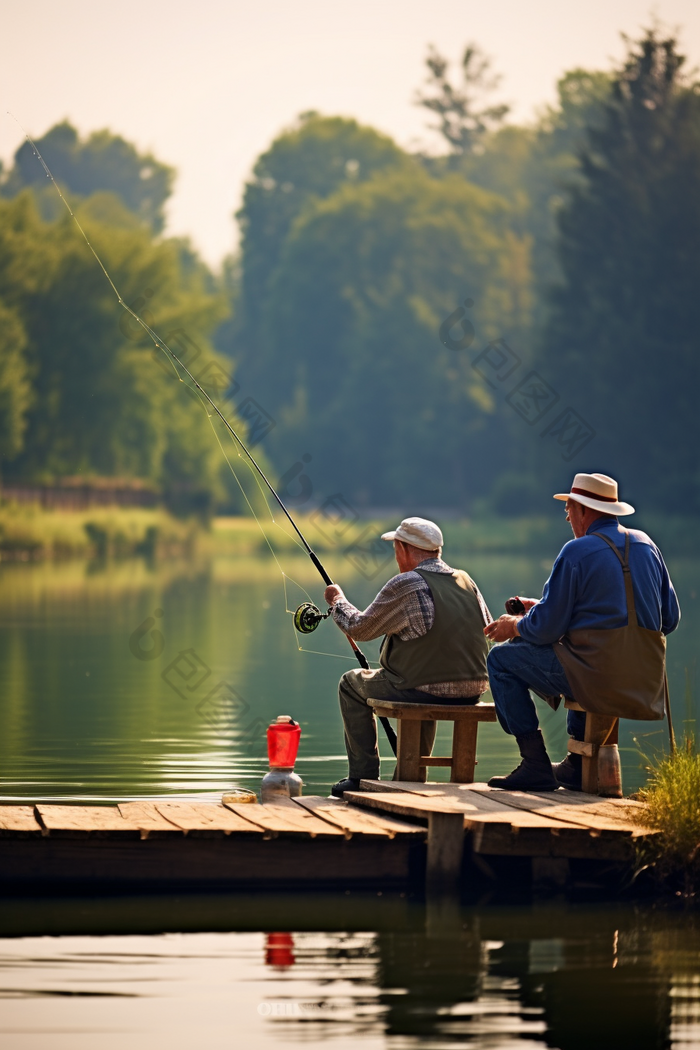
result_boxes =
[331,557,492,697]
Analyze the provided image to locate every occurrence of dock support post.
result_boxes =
[426,812,464,895]
[531,857,570,892]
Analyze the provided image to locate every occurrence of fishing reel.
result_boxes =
[293,601,331,634]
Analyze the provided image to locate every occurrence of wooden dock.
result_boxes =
[350,781,649,891]
[0,785,650,894]
[0,796,425,892]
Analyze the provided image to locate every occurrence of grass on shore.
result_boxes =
[207,513,565,557]
[0,501,198,559]
[191,511,700,558]
[2,501,698,562]
[635,736,700,896]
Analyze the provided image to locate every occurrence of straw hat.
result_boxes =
[381,516,444,550]
[553,473,634,516]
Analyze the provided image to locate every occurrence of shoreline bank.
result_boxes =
[2,505,694,562]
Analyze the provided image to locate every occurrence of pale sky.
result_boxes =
[2,0,699,267]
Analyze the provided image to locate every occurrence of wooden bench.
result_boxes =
[367,699,498,783]
[564,699,622,797]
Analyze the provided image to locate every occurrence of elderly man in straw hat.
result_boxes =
[484,473,680,792]
[324,516,492,798]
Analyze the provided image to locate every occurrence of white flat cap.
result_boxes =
[381,516,443,550]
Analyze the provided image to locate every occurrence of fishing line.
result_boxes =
[10,115,385,680]
[199,395,354,660]
[8,114,318,562]
[174,360,363,664]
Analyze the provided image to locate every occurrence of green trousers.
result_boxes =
[338,668,438,780]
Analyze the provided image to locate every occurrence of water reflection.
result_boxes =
[0,898,698,1048]
[0,551,697,800]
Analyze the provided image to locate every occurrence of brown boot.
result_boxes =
[552,753,582,791]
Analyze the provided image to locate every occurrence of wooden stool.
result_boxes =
[367,699,497,783]
[564,699,621,796]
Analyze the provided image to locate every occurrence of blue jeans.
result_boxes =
[487,638,585,741]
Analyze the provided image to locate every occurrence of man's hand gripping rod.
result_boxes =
[308,555,397,756]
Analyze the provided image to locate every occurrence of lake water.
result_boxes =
[0,548,698,1049]
[0,548,696,799]
[0,894,699,1049]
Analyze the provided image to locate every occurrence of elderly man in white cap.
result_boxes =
[484,473,680,792]
[324,516,492,797]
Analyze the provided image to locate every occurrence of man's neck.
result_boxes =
[585,515,619,535]
[412,556,444,570]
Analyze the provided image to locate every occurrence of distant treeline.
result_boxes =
[1,28,698,517]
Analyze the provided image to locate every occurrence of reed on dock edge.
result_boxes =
[634,736,700,897]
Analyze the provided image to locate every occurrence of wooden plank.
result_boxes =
[426,812,465,892]
[224,801,344,837]
[154,802,263,835]
[347,790,629,859]
[396,719,423,781]
[0,806,43,834]
[36,805,142,834]
[390,781,647,834]
[451,720,478,782]
[362,781,646,830]
[292,796,424,838]
[530,790,646,823]
[368,700,498,721]
[118,802,187,834]
[568,739,596,758]
[360,778,435,794]
[359,780,586,820]
[582,713,618,794]
[465,787,639,834]
[0,836,417,888]
[472,822,634,861]
[531,789,644,808]
[344,790,584,830]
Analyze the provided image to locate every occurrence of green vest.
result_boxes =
[379,568,489,690]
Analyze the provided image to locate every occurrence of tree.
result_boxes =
[0,191,236,513]
[261,166,532,507]
[461,69,612,309]
[224,114,410,387]
[1,122,174,233]
[540,30,700,508]
[414,44,509,162]
[0,301,32,468]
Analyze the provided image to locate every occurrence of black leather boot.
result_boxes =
[488,730,558,791]
[552,752,582,791]
[331,777,361,798]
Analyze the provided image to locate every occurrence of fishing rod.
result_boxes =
[13,117,398,756]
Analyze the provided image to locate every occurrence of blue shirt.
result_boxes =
[517,517,680,647]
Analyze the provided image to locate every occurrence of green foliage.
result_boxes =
[0,502,198,558]
[0,190,237,515]
[1,121,174,233]
[0,300,32,464]
[414,43,509,160]
[462,69,612,303]
[540,30,700,509]
[222,60,622,514]
[3,32,698,525]
[231,113,410,379]
[636,736,700,895]
[261,165,532,506]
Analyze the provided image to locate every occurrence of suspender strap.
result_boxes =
[592,530,638,627]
